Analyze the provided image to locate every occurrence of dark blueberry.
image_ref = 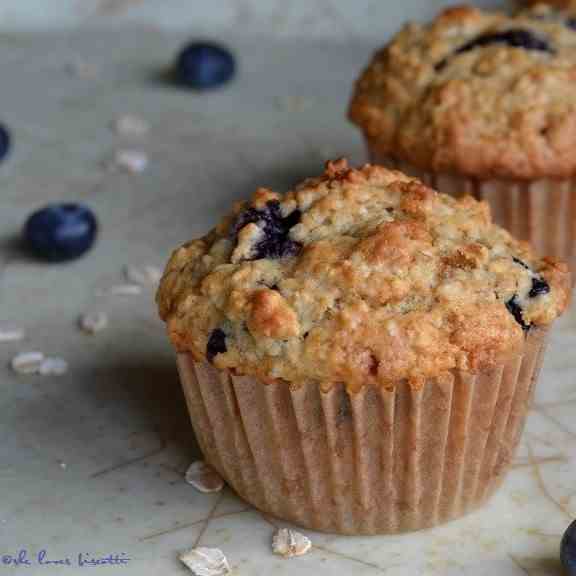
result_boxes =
[175,42,235,90]
[231,201,302,261]
[512,257,550,298]
[436,29,554,70]
[529,277,550,298]
[0,124,11,163]
[23,203,98,262]
[506,296,530,332]
[206,329,227,363]
[567,18,576,31]
[282,209,302,230]
[561,520,576,575]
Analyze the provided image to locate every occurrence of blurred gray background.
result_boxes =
[2,0,505,35]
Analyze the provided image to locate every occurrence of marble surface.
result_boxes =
[0,0,503,35]
[0,18,575,576]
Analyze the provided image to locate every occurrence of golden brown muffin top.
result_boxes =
[157,160,570,391]
[349,4,576,179]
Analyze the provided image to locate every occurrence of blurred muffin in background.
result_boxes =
[349,4,576,277]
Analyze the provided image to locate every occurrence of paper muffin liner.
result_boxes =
[176,327,548,535]
[369,149,576,278]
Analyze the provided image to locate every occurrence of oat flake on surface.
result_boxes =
[38,357,69,376]
[106,284,143,296]
[11,351,44,374]
[185,461,224,493]
[272,528,312,558]
[0,327,25,343]
[112,149,148,173]
[124,264,162,287]
[79,312,109,334]
[179,547,230,576]
[113,114,149,138]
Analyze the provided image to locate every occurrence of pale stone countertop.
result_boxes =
[0,17,575,576]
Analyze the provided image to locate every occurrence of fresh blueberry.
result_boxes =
[0,124,11,163]
[567,18,576,31]
[206,329,227,363]
[231,200,301,261]
[436,29,554,70]
[175,42,236,90]
[505,296,530,332]
[23,203,98,262]
[561,520,576,575]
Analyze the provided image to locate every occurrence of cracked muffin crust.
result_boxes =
[349,4,576,179]
[157,160,570,391]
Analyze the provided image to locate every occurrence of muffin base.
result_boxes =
[370,150,576,278]
[177,328,547,535]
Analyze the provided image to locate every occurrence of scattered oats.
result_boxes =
[38,357,68,376]
[185,461,224,493]
[113,114,150,138]
[106,284,143,296]
[272,528,312,558]
[179,547,230,576]
[79,312,109,334]
[11,351,45,375]
[112,149,148,173]
[124,264,162,287]
[0,327,25,343]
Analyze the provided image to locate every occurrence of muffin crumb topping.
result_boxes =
[157,160,570,390]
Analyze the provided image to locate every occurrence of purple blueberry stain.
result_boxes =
[513,257,530,270]
[231,200,302,261]
[436,29,554,70]
[529,277,550,298]
[506,296,530,332]
[505,258,550,330]
[206,329,227,363]
[512,257,550,299]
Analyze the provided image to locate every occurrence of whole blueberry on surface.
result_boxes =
[24,203,98,262]
[561,520,576,575]
[175,42,236,89]
[0,124,11,163]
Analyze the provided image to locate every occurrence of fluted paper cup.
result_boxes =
[176,328,547,535]
[369,148,576,280]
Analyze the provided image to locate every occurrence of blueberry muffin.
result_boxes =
[157,160,569,535]
[349,4,576,277]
